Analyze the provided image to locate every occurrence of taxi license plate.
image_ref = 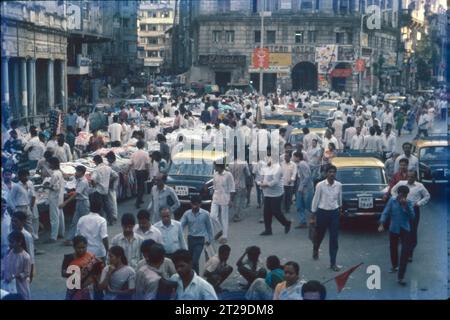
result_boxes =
[358,196,373,209]
[175,186,189,196]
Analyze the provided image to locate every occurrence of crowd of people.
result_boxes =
[1,87,444,300]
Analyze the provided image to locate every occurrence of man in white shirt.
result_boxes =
[350,126,365,150]
[415,109,430,139]
[310,165,342,271]
[390,171,430,261]
[134,209,163,243]
[303,128,321,152]
[381,124,397,158]
[210,163,235,243]
[394,142,419,176]
[170,249,218,300]
[281,152,297,213]
[129,140,150,209]
[343,122,357,149]
[332,116,344,146]
[322,129,339,152]
[76,193,109,260]
[112,213,144,270]
[154,207,187,257]
[91,155,114,224]
[23,126,45,169]
[363,127,383,152]
[306,139,322,181]
[108,116,123,146]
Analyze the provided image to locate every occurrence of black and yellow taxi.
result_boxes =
[288,127,327,146]
[166,150,228,208]
[413,136,449,186]
[331,156,388,220]
[259,118,288,129]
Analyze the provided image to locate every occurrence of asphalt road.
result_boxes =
[29,120,449,300]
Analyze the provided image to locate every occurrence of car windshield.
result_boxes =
[419,146,449,162]
[319,101,337,108]
[169,160,214,176]
[336,167,385,185]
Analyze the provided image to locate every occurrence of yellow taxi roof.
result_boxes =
[415,140,449,149]
[331,157,385,168]
[291,128,327,135]
[172,150,227,161]
[280,111,304,116]
[260,119,288,126]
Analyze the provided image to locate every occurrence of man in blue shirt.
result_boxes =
[378,185,415,286]
[180,196,213,274]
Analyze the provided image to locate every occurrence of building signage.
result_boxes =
[355,59,366,72]
[199,55,246,68]
[316,45,338,74]
[330,68,353,78]
[252,48,270,69]
[269,53,292,67]
[338,46,356,62]
[249,66,290,73]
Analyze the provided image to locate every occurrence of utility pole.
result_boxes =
[259,0,265,96]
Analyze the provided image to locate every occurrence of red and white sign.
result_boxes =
[253,48,270,69]
[355,59,365,72]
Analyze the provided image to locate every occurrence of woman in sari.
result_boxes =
[61,235,104,300]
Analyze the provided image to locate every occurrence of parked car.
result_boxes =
[166,150,228,208]
[413,136,450,187]
[331,156,388,221]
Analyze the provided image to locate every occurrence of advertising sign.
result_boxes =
[253,48,270,69]
[316,45,338,74]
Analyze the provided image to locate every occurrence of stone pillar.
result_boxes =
[27,58,36,120]
[60,60,67,112]
[47,59,55,109]
[20,58,28,120]
[1,57,10,126]
[2,57,10,107]
[13,60,20,119]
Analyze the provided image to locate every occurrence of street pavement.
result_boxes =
[30,120,448,300]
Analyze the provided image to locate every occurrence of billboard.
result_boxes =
[269,53,292,66]
[316,45,338,74]
[253,48,270,69]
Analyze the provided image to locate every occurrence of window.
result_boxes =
[160,50,165,58]
[336,32,344,44]
[213,31,221,43]
[140,37,147,44]
[295,31,304,44]
[147,37,158,45]
[122,18,129,28]
[140,24,146,31]
[218,0,231,12]
[347,33,353,44]
[267,30,276,44]
[225,31,235,43]
[149,25,157,31]
[161,11,170,18]
[254,30,261,43]
[301,1,313,9]
[308,30,317,43]
[147,51,158,58]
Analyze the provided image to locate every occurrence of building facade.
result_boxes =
[137,0,176,76]
[1,1,68,125]
[180,0,402,95]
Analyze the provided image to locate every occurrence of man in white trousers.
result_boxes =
[210,163,235,245]
[44,157,65,243]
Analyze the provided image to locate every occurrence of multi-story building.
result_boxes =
[102,0,140,84]
[1,1,68,125]
[179,0,402,95]
[137,0,176,77]
[400,0,447,90]
[65,0,114,105]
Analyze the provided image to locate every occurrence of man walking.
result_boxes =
[281,152,297,214]
[180,196,213,274]
[210,163,235,243]
[293,152,314,229]
[390,171,430,261]
[91,155,114,224]
[130,140,151,209]
[311,165,342,271]
[260,156,292,236]
[147,175,180,224]
[378,185,415,285]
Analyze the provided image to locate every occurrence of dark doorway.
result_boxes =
[331,62,351,92]
[36,59,49,115]
[250,73,277,95]
[291,62,318,91]
[215,71,231,93]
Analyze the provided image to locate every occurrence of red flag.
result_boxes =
[334,263,364,293]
